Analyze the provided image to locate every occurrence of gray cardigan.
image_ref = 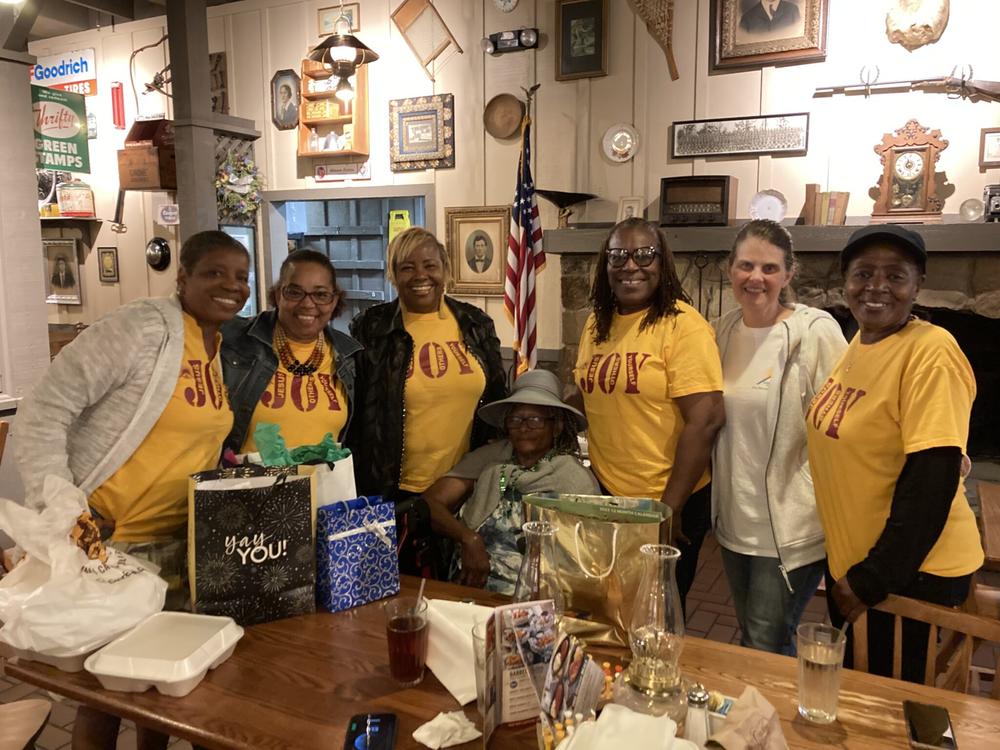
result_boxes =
[15,296,188,507]
[711,304,847,575]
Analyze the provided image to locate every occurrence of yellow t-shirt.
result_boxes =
[399,306,486,493]
[805,320,984,581]
[240,338,349,453]
[90,312,233,542]
[574,302,723,498]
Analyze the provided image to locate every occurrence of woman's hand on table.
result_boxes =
[459,532,491,588]
[832,577,868,623]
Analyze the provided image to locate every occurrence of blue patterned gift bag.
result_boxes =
[316,496,400,612]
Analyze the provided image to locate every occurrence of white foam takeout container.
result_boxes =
[9,642,101,673]
[84,611,244,697]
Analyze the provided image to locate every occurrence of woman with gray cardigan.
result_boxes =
[14,230,250,750]
[712,220,846,655]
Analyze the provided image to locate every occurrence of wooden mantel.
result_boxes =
[546,224,1000,255]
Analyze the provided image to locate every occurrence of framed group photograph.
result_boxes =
[672,112,809,158]
[98,247,119,284]
[445,206,511,296]
[555,0,608,81]
[43,238,82,305]
[712,0,828,72]
[318,3,360,35]
[980,127,1000,171]
[270,69,300,131]
[389,94,455,172]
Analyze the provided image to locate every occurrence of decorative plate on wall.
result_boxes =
[602,123,639,163]
[748,190,788,222]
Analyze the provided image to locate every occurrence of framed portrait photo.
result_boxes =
[617,196,644,222]
[445,205,511,296]
[318,3,360,35]
[98,247,119,284]
[270,69,300,131]
[980,127,1000,171]
[672,112,809,158]
[555,0,608,81]
[712,0,828,72]
[43,238,82,305]
[389,94,455,172]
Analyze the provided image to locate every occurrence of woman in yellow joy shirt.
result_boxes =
[348,227,507,576]
[15,230,250,749]
[572,218,725,612]
[806,224,983,683]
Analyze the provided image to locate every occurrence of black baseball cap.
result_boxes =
[839,225,928,274]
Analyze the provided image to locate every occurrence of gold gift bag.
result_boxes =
[523,493,671,647]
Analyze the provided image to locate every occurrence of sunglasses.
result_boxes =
[505,415,556,430]
[607,246,661,268]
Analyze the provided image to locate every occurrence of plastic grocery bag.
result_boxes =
[0,476,167,656]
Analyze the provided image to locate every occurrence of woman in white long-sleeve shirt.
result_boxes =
[712,220,847,655]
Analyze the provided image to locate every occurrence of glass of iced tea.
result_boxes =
[384,596,430,686]
[797,622,846,724]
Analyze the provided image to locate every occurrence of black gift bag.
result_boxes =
[188,466,317,625]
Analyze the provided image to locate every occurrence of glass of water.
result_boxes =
[472,619,489,723]
[797,623,846,724]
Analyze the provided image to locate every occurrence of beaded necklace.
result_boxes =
[274,323,324,376]
[496,450,556,517]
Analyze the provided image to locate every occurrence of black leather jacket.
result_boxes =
[347,296,507,499]
[221,310,363,452]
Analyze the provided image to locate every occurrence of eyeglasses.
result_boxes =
[281,286,338,305]
[504,415,556,430]
[607,246,661,268]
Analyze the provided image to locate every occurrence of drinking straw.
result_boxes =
[413,577,427,616]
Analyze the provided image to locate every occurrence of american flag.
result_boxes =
[504,117,544,375]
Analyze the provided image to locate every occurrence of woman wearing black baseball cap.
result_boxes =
[805,224,983,682]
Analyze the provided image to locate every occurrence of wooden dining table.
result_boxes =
[2,576,999,749]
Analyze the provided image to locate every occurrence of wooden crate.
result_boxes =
[117,146,177,190]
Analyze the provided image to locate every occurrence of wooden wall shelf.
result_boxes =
[298,61,369,160]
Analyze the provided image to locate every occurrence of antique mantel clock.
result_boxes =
[872,119,948,223]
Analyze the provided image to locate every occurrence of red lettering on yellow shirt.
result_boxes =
[183,360,224,410]
[597,353,621,393]
[578,355,601,394]
[808,378,867,439]
[579,352,650,395]
[406,341,478,380]
[260,371,287,408]
[261,370,343,413]
[289,374,319,412]
[446,341,475,374]
[316,373,343,411]
[624,353,650,394]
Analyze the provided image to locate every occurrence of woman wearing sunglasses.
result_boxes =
[222,249,362,454]
[573,217,725,612]
[424,369,598,592]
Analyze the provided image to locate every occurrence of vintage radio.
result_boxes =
[659,176,737,227]
[985,184,1000,223]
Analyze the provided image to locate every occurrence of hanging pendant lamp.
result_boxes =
[308,2,379,103]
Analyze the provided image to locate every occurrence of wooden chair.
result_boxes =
[853,593,1000,696]
[0,698,51,750]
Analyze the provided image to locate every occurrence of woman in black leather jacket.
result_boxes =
[348,228,506,574]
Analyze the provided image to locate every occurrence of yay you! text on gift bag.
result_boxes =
[188,466,317,626]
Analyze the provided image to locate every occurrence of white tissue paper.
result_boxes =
[555,704,685,750]
[412,710,482,749]
[425,598,494,705]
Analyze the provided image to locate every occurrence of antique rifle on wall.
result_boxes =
[815,65,1000,103]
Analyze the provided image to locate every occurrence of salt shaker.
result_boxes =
[683,683,712,748]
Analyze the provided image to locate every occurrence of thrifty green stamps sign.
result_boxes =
[32,84,90,173]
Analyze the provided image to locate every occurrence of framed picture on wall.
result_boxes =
[671,112,809,158]
[555,0,608,81]
[43,238,82,305]
[318,3,360,35]
[445,206,511,296]
[712,0,829,71]
[980,127,1000,170]
[616,197,644,221]
[270,69,300,131]
[389,94,456,172]
[98,247,119,284]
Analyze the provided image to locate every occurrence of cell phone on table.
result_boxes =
[343,713,397,750]
[903,700,957,749]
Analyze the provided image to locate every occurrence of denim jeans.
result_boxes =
[676,484,712,618]
[721,547,824,656]
[826,567,972,683]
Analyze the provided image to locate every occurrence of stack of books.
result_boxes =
[803,184,849,225]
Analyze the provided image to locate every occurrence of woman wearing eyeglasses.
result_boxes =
[222,249,362,454]
[424,369,598,592]
[573,217,725,612]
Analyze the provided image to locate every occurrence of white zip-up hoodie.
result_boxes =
[711,304,847,576]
